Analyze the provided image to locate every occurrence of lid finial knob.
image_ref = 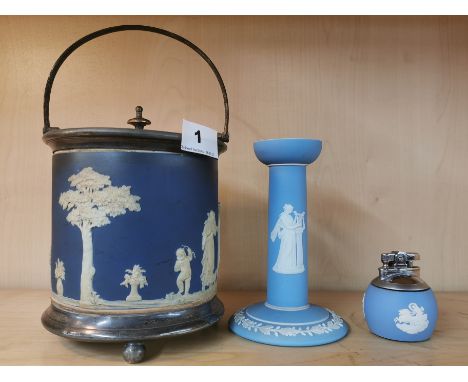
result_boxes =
[127,106,151,130]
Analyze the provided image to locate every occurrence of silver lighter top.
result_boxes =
[371,251,430,291]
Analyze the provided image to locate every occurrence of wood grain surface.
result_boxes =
[0,289,467,365]
[1,16,468,291]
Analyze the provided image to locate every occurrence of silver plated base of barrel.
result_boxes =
[41,296,224,363]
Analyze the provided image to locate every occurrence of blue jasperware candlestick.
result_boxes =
[229,138,348,346]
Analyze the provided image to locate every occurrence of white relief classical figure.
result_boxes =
[217,205,221,279]
[174,246,194,295]
[201,210,218,290]
[362,292,366,319]
[59,167,141,304]
[394,303,429,334]
[54,259,66,297]
[120,265,148,302]
[270,204,305,274]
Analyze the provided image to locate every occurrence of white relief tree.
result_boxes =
[54,259,66,296]
[120,264,148,301]
[59,167,141,304]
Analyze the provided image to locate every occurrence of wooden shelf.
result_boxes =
[0,289,467,365]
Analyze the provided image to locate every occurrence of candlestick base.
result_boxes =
[229,302,348,346]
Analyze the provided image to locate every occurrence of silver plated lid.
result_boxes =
[371,251,430,292]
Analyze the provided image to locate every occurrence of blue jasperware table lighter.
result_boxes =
[229,138,349,346]
[41,25,230,363]
[363,251,438,342]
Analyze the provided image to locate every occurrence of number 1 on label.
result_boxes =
[195,130,201,143]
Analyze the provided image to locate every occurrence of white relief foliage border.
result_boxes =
[232,308,344,337]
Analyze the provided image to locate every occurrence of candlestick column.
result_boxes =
[266,164,308,308]
[229,138,348,347]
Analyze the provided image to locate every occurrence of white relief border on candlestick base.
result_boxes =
[233,308,344,337]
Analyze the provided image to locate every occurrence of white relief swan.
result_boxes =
[394,303,429,334]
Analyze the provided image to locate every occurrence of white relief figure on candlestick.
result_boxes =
[201,210,218,290]
[120,265,148,302]
[271,204,305,274]
[394,303,429,334]
[54,258,66,297]
[58,167,141,305]
[174,246,194,296]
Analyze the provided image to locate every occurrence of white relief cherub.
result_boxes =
[54,259,66,297]
[174,246,194,296]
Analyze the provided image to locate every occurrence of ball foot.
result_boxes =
[122,342,146,364]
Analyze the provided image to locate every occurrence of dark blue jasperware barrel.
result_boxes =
[51,150,221,308]
[41,25,229,362]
